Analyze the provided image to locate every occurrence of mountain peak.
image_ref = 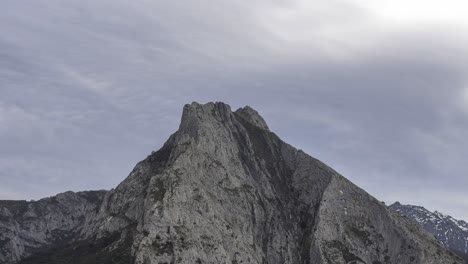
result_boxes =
[179,102,269,137]
[235,105,269,130]
[182,101,232,116]
[1,103,463,264]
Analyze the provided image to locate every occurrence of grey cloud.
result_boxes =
[1,0,468,220]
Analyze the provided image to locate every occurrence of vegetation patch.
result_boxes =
[150,178,166,202]
[346,226,373,246]
[0,200,30,217]
[0,237,11,254]
[152,239,174,256]
[19,229,134,264]
[324,240,365,264]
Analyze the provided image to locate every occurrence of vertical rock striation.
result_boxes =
[0,102,463,264]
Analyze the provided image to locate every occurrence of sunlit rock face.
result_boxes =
[0,102,464,264]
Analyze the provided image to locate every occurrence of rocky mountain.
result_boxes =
[0,191,107,263]
[390,202,468,262]
[0,102,464,264]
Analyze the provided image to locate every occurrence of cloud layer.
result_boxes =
[1,0,468,220]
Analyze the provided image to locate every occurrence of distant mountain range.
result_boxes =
[390,202,468,262]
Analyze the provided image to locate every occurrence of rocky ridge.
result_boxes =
[0,102,463,264]
[390,202,468,262]
[0,191,107,263]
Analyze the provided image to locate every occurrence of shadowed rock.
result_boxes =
[390,202,468,263]
[0,102,463,264]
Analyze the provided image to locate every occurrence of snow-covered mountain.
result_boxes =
[390,202,468,262]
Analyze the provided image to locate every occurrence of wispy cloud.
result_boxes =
[1,0,467,220]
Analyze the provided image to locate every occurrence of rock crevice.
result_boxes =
[0,102,463,264]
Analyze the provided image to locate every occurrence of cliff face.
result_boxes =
[0,191,107,263]
[0,102,463,264]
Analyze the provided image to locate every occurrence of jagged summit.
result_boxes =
[180,102,269,133]
[0,102,464,264]
[235,105,270,130]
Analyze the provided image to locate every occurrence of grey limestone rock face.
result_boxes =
[0,102,463,264]
[0,191,106,263]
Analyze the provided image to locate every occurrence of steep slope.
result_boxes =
[0,191,107,263]
[0,102,463,264]
[390,202,468,262]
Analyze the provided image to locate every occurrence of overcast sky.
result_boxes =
[1,0,468,220]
